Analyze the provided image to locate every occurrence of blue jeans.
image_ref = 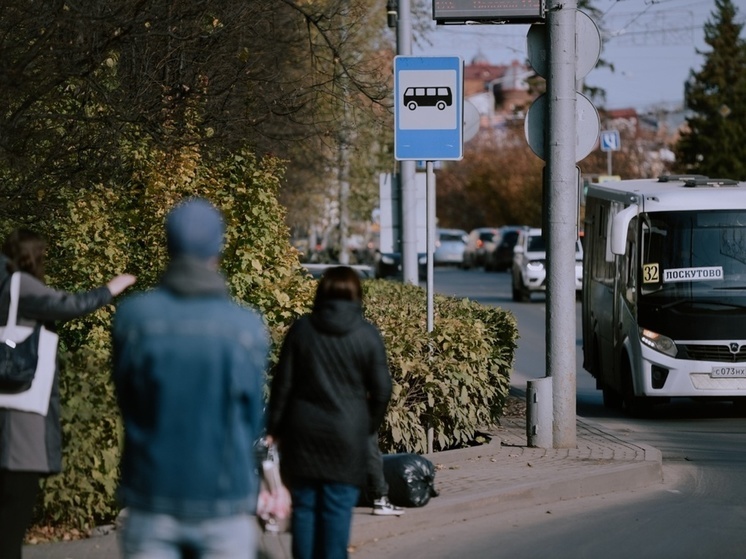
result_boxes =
[289,479,360,559]
[119,508,258,559]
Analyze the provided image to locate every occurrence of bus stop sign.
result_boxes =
[394,56,463,161]
[600,130,621,152]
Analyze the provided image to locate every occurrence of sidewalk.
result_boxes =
[23,416,662,559]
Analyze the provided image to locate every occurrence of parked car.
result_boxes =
[375,251,427,279]
[374,251,401,279]
[462,227,499,269]
[485,225,528,272]
[433,228,468,266]
[511,228,583,301]
[304,263,375,279]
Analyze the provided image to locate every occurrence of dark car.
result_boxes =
[485,225,528,272]
[375,251,427,279]
[374,251,401,279]
[462,227,500,269]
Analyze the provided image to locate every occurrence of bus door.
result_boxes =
[585,198,617,386]
[614,213,639,382]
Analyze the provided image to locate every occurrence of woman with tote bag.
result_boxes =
[267,266,392,559]
[0,228,135,559]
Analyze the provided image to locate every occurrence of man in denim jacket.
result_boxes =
[112,198,269,558]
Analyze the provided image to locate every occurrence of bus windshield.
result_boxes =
[640,210,746,300]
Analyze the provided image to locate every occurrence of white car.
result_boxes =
[511,228,583,302]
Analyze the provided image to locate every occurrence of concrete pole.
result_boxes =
[546,0,577,448]
[526,377,553,448]
[397,0,418,285]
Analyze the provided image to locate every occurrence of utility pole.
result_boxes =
[396,0,418,285]
[546,0,578,448]
[526,3,599,448]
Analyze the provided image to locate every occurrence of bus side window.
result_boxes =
[592,201,614,286]
[625,217,637,305]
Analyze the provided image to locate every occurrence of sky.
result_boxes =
[412,0,746,112]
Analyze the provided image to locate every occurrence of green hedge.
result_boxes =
[22,139,516,533]
[38,275,516,533]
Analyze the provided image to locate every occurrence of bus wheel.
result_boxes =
[594,341,622,409]
[621,357,650,418]
[602,384,623,409]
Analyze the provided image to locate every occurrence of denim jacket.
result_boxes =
[112,257,269,519]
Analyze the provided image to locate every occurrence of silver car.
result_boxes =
[433,228,468,266]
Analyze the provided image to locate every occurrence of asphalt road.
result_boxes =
[376,266,746,559]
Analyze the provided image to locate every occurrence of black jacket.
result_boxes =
[267,299,392,487]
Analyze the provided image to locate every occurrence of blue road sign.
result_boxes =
[600,129,621,152]
[394,56,463,161]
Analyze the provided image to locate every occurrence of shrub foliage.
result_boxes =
[364,281,517,453]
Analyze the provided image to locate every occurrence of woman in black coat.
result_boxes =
[267,266,392,559]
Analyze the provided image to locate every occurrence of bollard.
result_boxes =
[526,377,553,448]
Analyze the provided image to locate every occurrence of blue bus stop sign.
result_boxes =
[600,130,621,152]
[394,56,463,161]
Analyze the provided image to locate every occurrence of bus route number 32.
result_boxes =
[643,263,660,284]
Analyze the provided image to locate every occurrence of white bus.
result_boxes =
[582,175,746,415]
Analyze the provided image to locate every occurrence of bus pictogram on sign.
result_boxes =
[403,87,453,111]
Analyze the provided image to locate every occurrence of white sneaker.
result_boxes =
[372,497,405,516]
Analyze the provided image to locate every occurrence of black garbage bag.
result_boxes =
[382,453,439,507]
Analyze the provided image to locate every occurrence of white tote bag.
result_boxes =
[0,273,59,416]
[256,442,292,533]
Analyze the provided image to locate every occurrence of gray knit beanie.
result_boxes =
[166,198,225,259]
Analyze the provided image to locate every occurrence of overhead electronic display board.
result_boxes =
[433,0,545,24]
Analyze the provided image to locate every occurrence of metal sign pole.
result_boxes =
[426,161,435,333]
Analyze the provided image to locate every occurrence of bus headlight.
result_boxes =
[640,328,677,358]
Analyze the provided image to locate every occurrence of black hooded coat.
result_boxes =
[267,299,392,487]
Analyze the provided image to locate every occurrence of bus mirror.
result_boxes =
[610,204,639,255]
